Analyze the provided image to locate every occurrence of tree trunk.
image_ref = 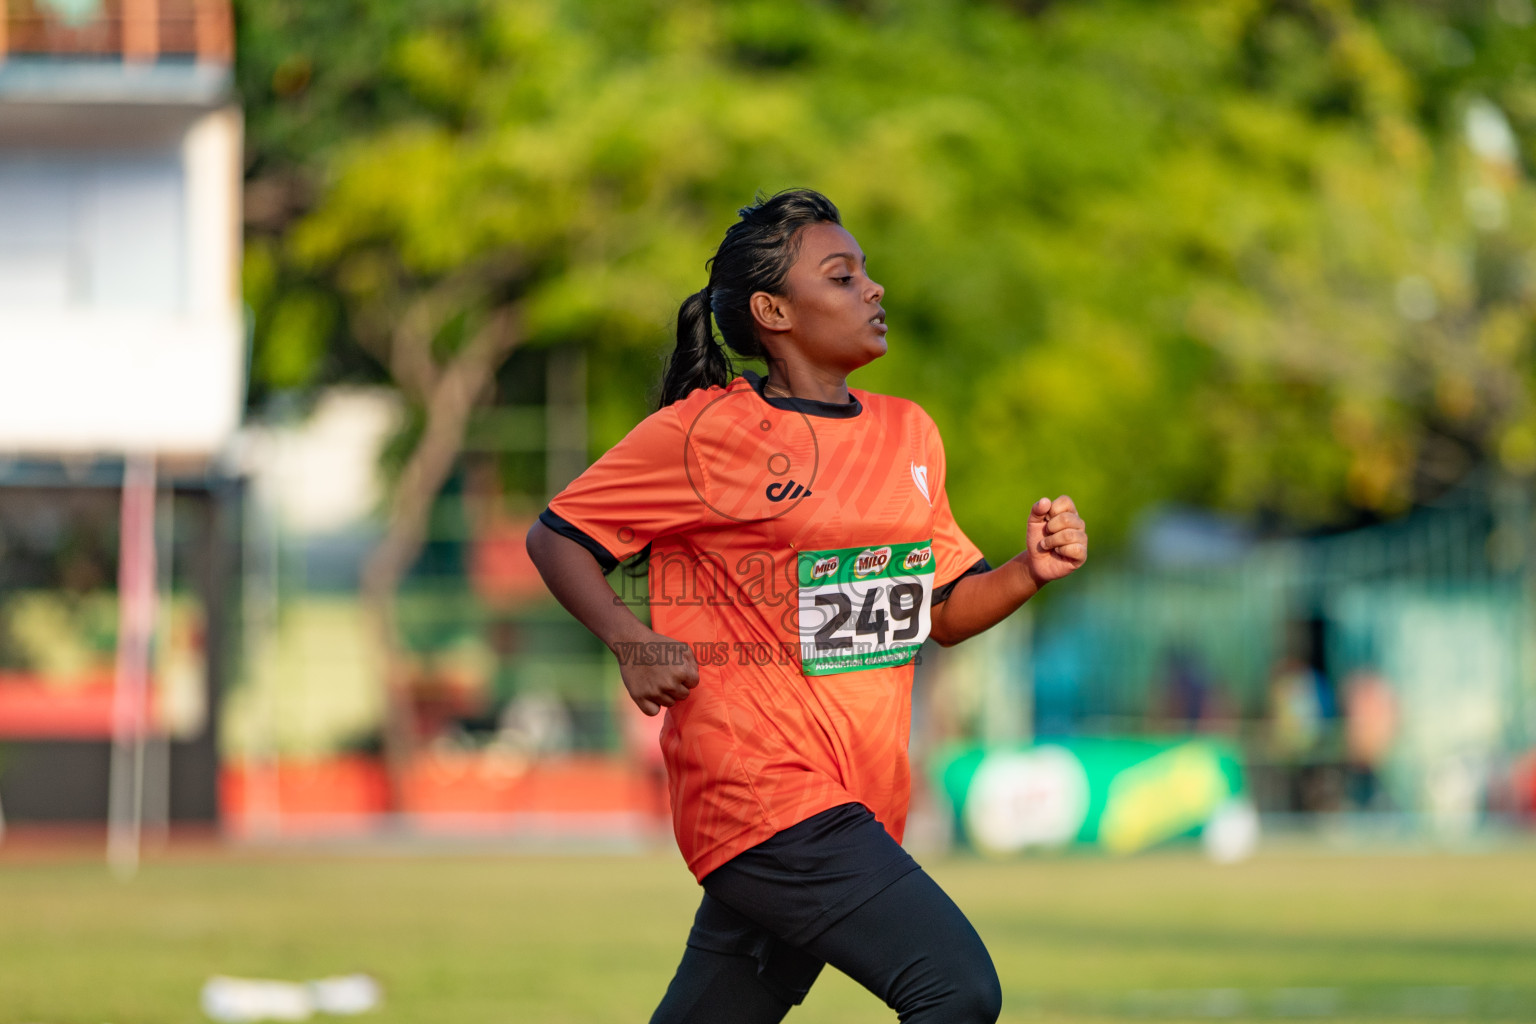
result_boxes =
[360,304,522,816]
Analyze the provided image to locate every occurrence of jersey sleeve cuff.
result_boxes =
[538,508,621,575]
[932,557,991,604]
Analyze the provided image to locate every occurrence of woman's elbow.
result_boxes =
[525,520,554,569]
[928,610,965,648]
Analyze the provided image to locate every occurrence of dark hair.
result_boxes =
[659,188,842,407]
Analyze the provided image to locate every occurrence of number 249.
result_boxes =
[812,583,924,650]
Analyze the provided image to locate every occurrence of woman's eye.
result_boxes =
[833,276,853,284]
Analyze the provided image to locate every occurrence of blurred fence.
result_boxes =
[1030,475,1535,834]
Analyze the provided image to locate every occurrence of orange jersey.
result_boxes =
[542,371,987,880]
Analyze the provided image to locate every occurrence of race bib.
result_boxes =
[797,540,935,676]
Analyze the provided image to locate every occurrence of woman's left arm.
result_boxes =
[928,495,1087,646]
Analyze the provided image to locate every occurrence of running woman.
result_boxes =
[526,189,1087,1023]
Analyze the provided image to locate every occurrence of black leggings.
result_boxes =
[650,867,1002,1023]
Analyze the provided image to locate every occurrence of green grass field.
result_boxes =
[2,845,1533,1023]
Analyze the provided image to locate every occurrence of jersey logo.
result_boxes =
[766,479,812,502]
[809,554,840,580]
[903,546,933,571]
[853,546,892,578]
[911,462,930,504]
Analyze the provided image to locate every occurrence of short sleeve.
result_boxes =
[541,405,705,574]
[925,413,990,603]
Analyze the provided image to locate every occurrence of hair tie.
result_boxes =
[701,284,714,312]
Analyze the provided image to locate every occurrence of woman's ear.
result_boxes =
[749,290,792,334]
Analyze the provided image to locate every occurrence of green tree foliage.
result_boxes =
[238,0,1536,560]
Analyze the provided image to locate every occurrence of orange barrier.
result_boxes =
[219,753,669,838]
[220,755,390,819]
[0,674,143,739]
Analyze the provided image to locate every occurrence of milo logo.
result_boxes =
[903,546,933,571]
[853,546,892,579]
[810,554,840,580]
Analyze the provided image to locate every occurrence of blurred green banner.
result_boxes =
[935,737,1252,859]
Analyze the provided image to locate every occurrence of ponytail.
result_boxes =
[661,287,731,408]
[658,189,842,408]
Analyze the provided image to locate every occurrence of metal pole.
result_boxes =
[108,454,157,878]
[545,346,587,499]
[141,479,177,849]
[242,458,283,840]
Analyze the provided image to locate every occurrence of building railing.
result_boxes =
[0,0,231,65]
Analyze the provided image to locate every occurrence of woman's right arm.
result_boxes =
[525,520,700,716]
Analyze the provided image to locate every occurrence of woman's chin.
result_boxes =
[822,337,887,374]
[859,338,889,363]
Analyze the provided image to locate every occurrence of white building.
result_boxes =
[0,0,243,456]
[0,0,243,841]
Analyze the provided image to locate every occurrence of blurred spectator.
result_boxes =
[1485,750,1536,826]
[497,691,574,756]
[1150,646,1237,734]
[1032,626,1089,739]
[410,668,488,747]
[409,639,495,746]
[1508,752,1536,824]
[1268,657,1325,761]
[1155,647,1210,725]
[1341,667,1397,811]
[1426,754,1485,839]
[1268,656,1344,812]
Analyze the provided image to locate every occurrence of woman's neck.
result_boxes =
[761,358,851,405]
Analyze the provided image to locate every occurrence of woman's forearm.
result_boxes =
[525,521,651,651]
[927,556,1040,647]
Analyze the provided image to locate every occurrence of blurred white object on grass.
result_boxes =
[1202,798,1260,864]
[201,977,309,1022]
[309,975,384,1015]
[200,974,381,1022]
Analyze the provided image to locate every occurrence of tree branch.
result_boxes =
[359,301,523,809]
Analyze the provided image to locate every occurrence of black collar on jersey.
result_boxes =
[741,369,863,419]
